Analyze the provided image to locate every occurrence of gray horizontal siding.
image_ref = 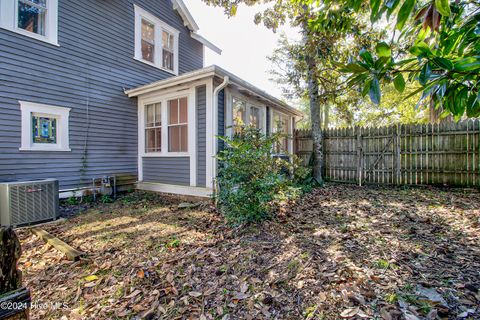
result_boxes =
[196,85,207,187]
[143,157,190,185]
[0,0,203,191]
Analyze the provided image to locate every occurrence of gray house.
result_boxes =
[0,0,301,197]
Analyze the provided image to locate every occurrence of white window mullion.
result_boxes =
[161,99,168,155]
[155,24,162,67]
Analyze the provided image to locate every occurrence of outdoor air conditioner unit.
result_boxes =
[0,179,59,227]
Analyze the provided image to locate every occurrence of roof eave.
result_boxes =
[171,0,199,32]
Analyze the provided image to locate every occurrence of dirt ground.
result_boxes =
[17,184,480,319]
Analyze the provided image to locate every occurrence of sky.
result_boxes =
[185,0,302,99]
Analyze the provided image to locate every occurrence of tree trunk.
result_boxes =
[0,227,22,294]
[0,227,30,320]
[324,104,330,130]
[306,54,324,184]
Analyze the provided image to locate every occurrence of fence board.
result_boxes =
[294,120,480,187]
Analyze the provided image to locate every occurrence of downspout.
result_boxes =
[212,76,229,192]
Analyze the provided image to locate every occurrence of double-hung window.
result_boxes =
[134,5,179,75]
[272,111,291,154]
[168,97,188,152]
[0,0,59,45]
[142,96,190,155]
[145,103,161,152]
[231,97,264,134]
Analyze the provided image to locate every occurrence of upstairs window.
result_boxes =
[141,19,155,63]
[0,0,59,45]
[162,31,174,71]
[134,5,179,75]
[18,0,46,35]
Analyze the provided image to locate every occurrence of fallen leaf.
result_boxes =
[188,291,202,297]
[84,275,98,282]
[340,307,359,318]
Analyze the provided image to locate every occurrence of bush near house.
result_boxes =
[216,126,313,224]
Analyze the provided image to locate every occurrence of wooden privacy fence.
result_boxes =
[294,119,480,187]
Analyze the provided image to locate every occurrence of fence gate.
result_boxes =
[294,120,480,187]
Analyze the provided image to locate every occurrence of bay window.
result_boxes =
[0,0,59,45]
[134,5,179,75]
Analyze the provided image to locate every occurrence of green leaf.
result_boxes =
[370,0,381,22]
[396,0,416,30]
[453,87,468,116]
[419,63,431,86]
[359,49,374,66]
[343,63,369,73]
[409,41,432,56]
[369,77,381,104]
[433,57,454,70]
[453,56,480,71]
[435,0,451,17]
[466,93,480,117]
[393,74,406,92]
[376,42,391,57]
[362,79,372,97]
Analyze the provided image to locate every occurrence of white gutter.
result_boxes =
[211,76,229,191]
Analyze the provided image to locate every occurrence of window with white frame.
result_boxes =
[145,103,161,152]
[0,0,59,45]
[134,5,179,74]
[231,96,264,134]
[272,110,291,154]
[19,101,70,151]
[168,97,188,152]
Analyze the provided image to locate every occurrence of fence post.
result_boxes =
[356,127,363,186]
[395,125,401,185]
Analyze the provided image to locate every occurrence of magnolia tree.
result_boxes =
[203,0,479,182]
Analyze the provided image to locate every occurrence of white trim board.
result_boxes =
[137,182,212,198]
[19,101,71,152]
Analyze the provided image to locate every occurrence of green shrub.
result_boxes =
[216,126,313,224]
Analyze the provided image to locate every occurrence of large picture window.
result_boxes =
[145,103,161,152]
[134,5,179,74]
[168,97,188,152]
[0,0,58,44]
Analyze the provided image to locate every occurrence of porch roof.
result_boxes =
[124,65,303,117]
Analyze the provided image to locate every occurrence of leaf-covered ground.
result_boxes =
[17,184,480,319]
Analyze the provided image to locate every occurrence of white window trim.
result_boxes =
[225,89,267,137]
[0,0,59,46]
[19,101,71,152]
[134,4,180,75]
[270,108,293,155]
